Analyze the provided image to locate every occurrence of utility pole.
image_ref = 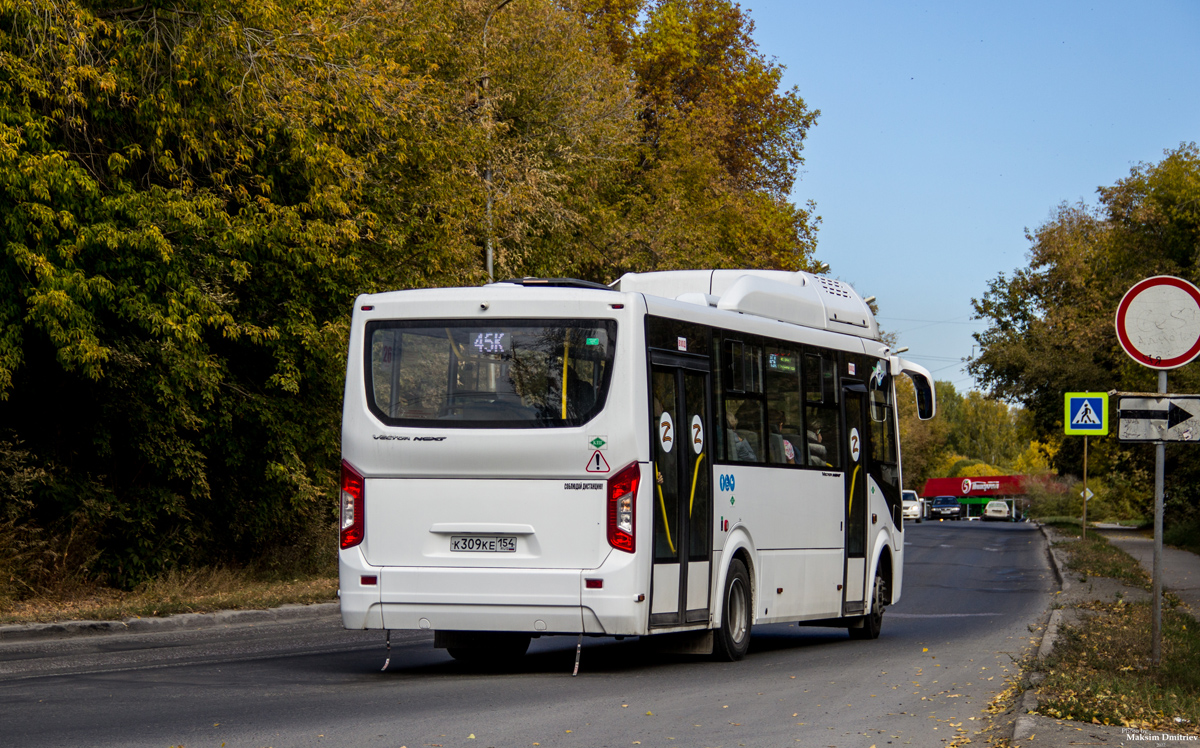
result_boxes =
[481,0,514,282]
[1153,370,1165,664]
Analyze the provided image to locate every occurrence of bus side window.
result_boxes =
[765,347,802,465]
[870,377,901,511]
[723,398,762,463]
[720,338,764,463]
[803,406,839,468]
[802,351,839,468]
[724,340,745,392]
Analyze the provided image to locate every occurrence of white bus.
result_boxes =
[338,269,936,662]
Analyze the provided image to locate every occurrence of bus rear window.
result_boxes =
[364,319,617,428]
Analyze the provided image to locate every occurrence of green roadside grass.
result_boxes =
[1165,518,1200,556]
[1043,519,1151,590]
[0,568,338,626]
[1036,521,1200,734]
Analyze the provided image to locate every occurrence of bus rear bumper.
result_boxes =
[339,550,646,636]
[378,602,601,635]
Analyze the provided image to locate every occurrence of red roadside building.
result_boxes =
[920,475,1029,519]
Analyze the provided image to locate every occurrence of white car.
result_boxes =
[984,500,1010,521]
[902,490,923,523]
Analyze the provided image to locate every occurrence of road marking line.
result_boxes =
[888,613,1003,618]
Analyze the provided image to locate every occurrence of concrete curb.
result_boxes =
[1012,690,1039,744]
[1038,522,1070,591]
[0,602,341,644]
[1038,607,1063,660]
[1010,524,1064,745]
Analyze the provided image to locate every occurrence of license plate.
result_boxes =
[451,535,517,553]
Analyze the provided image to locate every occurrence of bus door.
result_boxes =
[842,382,869,614]
[649,356,712,627]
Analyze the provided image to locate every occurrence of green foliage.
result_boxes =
[971,144,1200,525]
[0,0,821,591]
[1164,517,1200,555]
[1057,534,1150,589]
[895,376,1044,488]
[895,375,949,488]
[588,0,820,276]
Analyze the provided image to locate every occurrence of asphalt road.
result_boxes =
[0,521,1054,748]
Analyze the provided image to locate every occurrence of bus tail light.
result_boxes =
[607,462,640,553]
[340,460,365,549]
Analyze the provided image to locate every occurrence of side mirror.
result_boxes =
[912,374,935,420]
[894,356,937,420]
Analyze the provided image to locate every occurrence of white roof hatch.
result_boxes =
[611,269,880,340]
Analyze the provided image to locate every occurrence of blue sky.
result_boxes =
[742,1,1199,393]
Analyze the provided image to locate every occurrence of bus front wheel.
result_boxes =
[713,559,752,661]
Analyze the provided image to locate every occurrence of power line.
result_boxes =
[875,316,984,325]
[906,355,967,362]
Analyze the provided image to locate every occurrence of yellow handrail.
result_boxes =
[655,465,675,554]
[688,453,705,518]
[848,464,861,515]
[561,339,570,419]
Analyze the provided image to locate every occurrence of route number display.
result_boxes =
[471,331,509,355]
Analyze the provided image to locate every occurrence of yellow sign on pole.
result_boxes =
[1064,392,1108,436]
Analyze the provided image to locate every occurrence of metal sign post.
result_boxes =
[1154,372,1166,665]
[1082,436,1088,539]
[1113,275,1200,666]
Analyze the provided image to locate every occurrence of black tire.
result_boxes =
[848,571,886,640]
[713,559,752,661]
[446,632,531,663]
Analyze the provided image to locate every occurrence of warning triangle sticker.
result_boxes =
[585,450,610,473]
[1072,400,1100,425]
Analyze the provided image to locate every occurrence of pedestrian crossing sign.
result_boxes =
[1064,392,1108,435]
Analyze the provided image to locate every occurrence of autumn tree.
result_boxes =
[570,0,821,277]
[0,0,829,589]
[0,0,459,584]
[970,144,1200,523]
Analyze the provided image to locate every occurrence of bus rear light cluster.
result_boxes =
[340,460,365,549]
[607,462,640,553]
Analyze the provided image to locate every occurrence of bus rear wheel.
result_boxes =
[713,559,752,661]
[848,571,886,640]
[446,632,532,663]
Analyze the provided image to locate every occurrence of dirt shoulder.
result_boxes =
[1006,524,1200,747]
[0,569,337,627]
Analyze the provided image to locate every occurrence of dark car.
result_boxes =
[929,495,963,520]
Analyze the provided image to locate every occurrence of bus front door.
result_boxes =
[649,361,712,627]
[842,382,869,614]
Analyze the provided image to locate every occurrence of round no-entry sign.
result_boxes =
[1114,276,1200,369]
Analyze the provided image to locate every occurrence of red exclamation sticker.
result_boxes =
[585,450,611,473]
